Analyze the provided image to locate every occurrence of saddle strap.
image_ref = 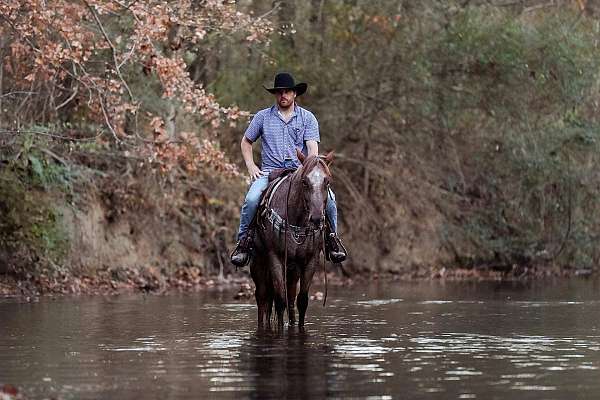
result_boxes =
[266,174,290,209]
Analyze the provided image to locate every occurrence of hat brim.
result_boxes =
[264,82,307,96]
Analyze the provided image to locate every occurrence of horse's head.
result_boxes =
[296,149,334,227]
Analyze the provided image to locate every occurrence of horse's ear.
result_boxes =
[324,151,334,166]
[296,148,306,164]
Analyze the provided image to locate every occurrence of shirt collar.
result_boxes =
[271,103,299,120]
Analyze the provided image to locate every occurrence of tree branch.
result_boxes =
[83,0,135,102]
[0,129,101,142]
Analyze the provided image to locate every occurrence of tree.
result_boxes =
[0,0,273,174]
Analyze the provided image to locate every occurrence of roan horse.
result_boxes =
[251,150,334,329]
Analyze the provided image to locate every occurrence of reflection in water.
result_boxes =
[241,330,331,399]
[1,281,600,399]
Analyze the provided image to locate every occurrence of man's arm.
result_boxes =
[241,136,263,180]
[306,140,319,157]
[242,111,264,180]
[303,110,320,157]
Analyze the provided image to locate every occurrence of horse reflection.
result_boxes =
[241,329,332,399]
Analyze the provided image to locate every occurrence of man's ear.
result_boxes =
[324,151,334,166]
[296,148,306,164]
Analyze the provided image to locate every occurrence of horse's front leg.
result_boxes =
[287,267,300,326]
[298,257,318,328]
[266,295,273,329]
[268,253,286,330]
[251,260,269,329]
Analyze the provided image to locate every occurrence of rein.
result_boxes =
[321,228,327,307]
[283,175,292,322]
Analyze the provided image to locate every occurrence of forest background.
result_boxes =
[2,0,600,293]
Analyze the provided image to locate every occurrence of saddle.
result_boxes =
[258,168,295,218]
[268,167,295,182]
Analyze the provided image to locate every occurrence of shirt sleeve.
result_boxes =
[303,111,320,143]
[244,111,264,142]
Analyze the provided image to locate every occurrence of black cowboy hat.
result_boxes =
[263,72,307,96]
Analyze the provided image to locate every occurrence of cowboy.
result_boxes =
[230,72,347,267]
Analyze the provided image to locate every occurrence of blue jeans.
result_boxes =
[237,175,338,240]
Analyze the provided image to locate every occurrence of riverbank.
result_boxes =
[1,262,593,300]
[1,135,597,300]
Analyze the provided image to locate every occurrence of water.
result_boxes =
[1,280,600,399]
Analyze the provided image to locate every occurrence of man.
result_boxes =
[230,72,347,267]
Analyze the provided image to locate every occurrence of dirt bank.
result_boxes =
[1,158,596,300]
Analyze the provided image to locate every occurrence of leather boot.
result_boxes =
[230,231,254,268]
[325,232,347,263]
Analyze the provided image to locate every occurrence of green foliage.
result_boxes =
[0,129,74,274]
[431,8,600,268]
[0,167,69,273]
[214,1,600,270]
[10,132,73,191]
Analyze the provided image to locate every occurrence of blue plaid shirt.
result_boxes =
[244,104,320,172]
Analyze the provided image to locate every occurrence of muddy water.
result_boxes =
[1,280,600,399]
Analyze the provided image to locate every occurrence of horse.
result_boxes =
[250,150,334,329]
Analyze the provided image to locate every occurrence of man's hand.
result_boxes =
[247,163,264,181]
[241,136,263,180]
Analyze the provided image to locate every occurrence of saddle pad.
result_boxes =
[259,174,291,212]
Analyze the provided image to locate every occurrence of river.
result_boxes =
[1,280,600,399]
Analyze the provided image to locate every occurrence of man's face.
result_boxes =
[275,89,296,109]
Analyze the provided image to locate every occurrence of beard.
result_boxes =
[277,95,295,110]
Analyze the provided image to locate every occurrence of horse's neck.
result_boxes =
[275,173,306,226]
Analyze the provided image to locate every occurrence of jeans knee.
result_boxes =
[244,177,268,207]
[245,191,261,207]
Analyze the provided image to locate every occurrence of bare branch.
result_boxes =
[35,146,69,167]
[111,0,141,11]
[0,91,40,98]
[83,0,135,102]
[96,92,123,143]
[56,85,79,110]
[0,129,102,142]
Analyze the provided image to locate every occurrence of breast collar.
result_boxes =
[262,174,323,240]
